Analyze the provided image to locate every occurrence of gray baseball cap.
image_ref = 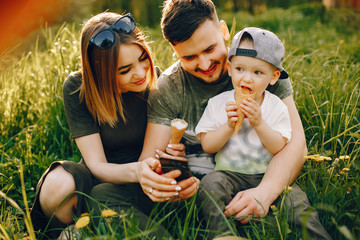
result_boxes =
[228,27,288,79]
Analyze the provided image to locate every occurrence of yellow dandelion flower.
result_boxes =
[342,168,350,172]
[305,154,332,162]
[270,205,277,211]
[304,154,319,160]
[80,212,89,217]
[327,169,331,174]
[321,156,332,161]
[312,155,331,162]
[339,170,344,175]
[75,216,90,229]
[339,156,350,160]
[101,209,117,218]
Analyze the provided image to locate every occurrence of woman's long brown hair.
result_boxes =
[79,12,156,127]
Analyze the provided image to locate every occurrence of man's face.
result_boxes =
[171,20,229,83]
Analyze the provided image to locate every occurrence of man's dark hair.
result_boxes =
[161,0,218,45]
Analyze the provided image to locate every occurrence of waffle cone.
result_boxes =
[234,87,255,135]
[170,119,188,144]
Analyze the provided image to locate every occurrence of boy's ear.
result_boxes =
[219,20,230,41]
[227,60,231,76]
[270,69,281,85]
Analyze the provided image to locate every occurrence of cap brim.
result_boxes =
[280,70,289,79]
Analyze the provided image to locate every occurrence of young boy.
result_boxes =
[196,27,292,175]
[195,27,293,238]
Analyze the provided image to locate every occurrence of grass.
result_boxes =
[1,4,359,239]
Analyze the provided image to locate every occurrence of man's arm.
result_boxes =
[224,95,307,223]
[258,95,307,195]
[139,122,172,160]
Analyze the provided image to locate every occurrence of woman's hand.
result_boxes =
[164,176,200,203]
[176,176,200,200]
[138,158,184,202]
[138,158,200,202]
[155,147,200,202]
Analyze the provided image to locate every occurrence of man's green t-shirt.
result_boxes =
[147,61,293,176]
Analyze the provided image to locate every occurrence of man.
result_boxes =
[140,0,331,239]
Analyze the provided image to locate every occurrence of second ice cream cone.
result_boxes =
[170,119,188,144]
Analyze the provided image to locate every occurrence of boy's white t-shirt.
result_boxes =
[195,90,292,174]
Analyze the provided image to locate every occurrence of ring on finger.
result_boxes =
[149,187,153,194]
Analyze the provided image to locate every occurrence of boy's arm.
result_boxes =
[199,123,233,154]
[253,121,287,154]
[241,97,288,154]
[199,100,239,153]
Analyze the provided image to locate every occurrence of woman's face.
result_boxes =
[116,43,150,93]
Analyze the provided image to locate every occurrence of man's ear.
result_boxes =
[219,20,230,41]
[270,69,281,85]
[227,60,231,76]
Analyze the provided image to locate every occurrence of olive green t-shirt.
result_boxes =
[147,61,293,176]
[63,72,148,164]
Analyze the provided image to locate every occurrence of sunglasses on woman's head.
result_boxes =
[89,13,136,50]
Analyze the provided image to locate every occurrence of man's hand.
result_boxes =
[155,144,186,158]
[224,186,273,224]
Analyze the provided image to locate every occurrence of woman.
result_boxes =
[30,12,199,238]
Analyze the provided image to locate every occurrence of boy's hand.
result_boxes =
[225,101,238,128]
[240,98,262,127]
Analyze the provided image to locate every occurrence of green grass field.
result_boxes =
[1,4,359,239]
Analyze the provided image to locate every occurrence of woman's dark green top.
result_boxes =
[63,72,148,164]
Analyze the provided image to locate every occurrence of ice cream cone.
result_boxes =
[170,119,188,144]
[234,86,255,135]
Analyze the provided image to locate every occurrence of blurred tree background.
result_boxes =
[92,0,164,28]
[0,0,359,59]
[92,0,360,26]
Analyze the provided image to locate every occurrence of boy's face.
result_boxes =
[228,54,280,102]
[171,20,229,83]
